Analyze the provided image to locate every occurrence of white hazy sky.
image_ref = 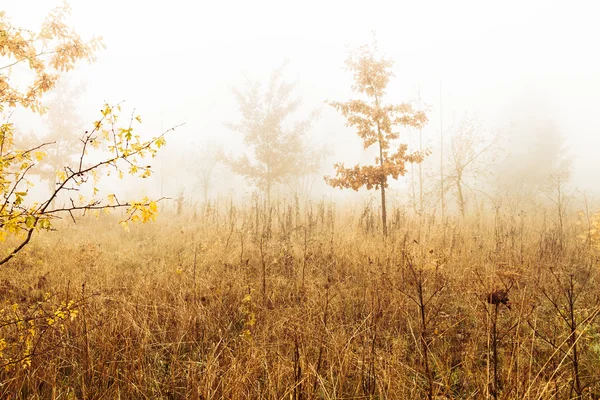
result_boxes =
[4,0,600,197]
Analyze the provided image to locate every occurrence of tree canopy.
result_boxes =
[0,4,103,113]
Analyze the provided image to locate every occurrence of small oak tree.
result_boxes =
[325,45,428,235]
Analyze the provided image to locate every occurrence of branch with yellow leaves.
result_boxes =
[0,103,182,266]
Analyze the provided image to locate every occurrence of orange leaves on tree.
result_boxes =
[0,3,104,114]
[325,45,429,192]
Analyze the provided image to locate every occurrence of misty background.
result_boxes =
[4,0,599,211]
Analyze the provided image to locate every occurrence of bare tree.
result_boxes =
[446,114,501,218]
[187,141,223,204]
[543,172,574,250]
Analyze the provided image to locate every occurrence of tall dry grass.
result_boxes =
[0,197,599,399]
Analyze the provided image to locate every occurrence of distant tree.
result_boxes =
[225,63,319,207]
[40,78,85,186]
[187,141,223,204]
[542,171,574,249]
[445,114,501,218]
[494,95,572,206]
[175,188,185,215]
[325,45,428,236]
[408,85,426,216]
[14,77,86,196]
[284,140,326,206]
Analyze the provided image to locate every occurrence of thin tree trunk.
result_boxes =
[492,304,499,400]
[417,85,423,215]
[381,185,387,236]
[456,173,465,218]
[418,275,433,400]
[267,179,271,211]
[203,182,209,205]
[266,178,272,239]
[440,83,445,223]
[410,129,417,214]
[377,123,388,237]
[419,127,423,214]
[568,276,582,397]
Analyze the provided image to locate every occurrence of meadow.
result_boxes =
[0,197,599,399]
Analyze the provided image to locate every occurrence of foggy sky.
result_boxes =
[4,0,600,199]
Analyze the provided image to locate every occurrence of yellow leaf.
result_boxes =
[119,221,129,231]
[155,137,166,148]
[56,170,67,182]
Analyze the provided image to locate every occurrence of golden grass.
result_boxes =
[0,200,599,399]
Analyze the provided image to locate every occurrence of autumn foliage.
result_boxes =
[326,45,429,234]
[0,4,103,113]
[0,5,171,265]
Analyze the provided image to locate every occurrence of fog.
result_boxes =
[4,0,600,210]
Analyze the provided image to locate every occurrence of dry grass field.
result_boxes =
[0,199,599,399]
[4,2,599,399]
